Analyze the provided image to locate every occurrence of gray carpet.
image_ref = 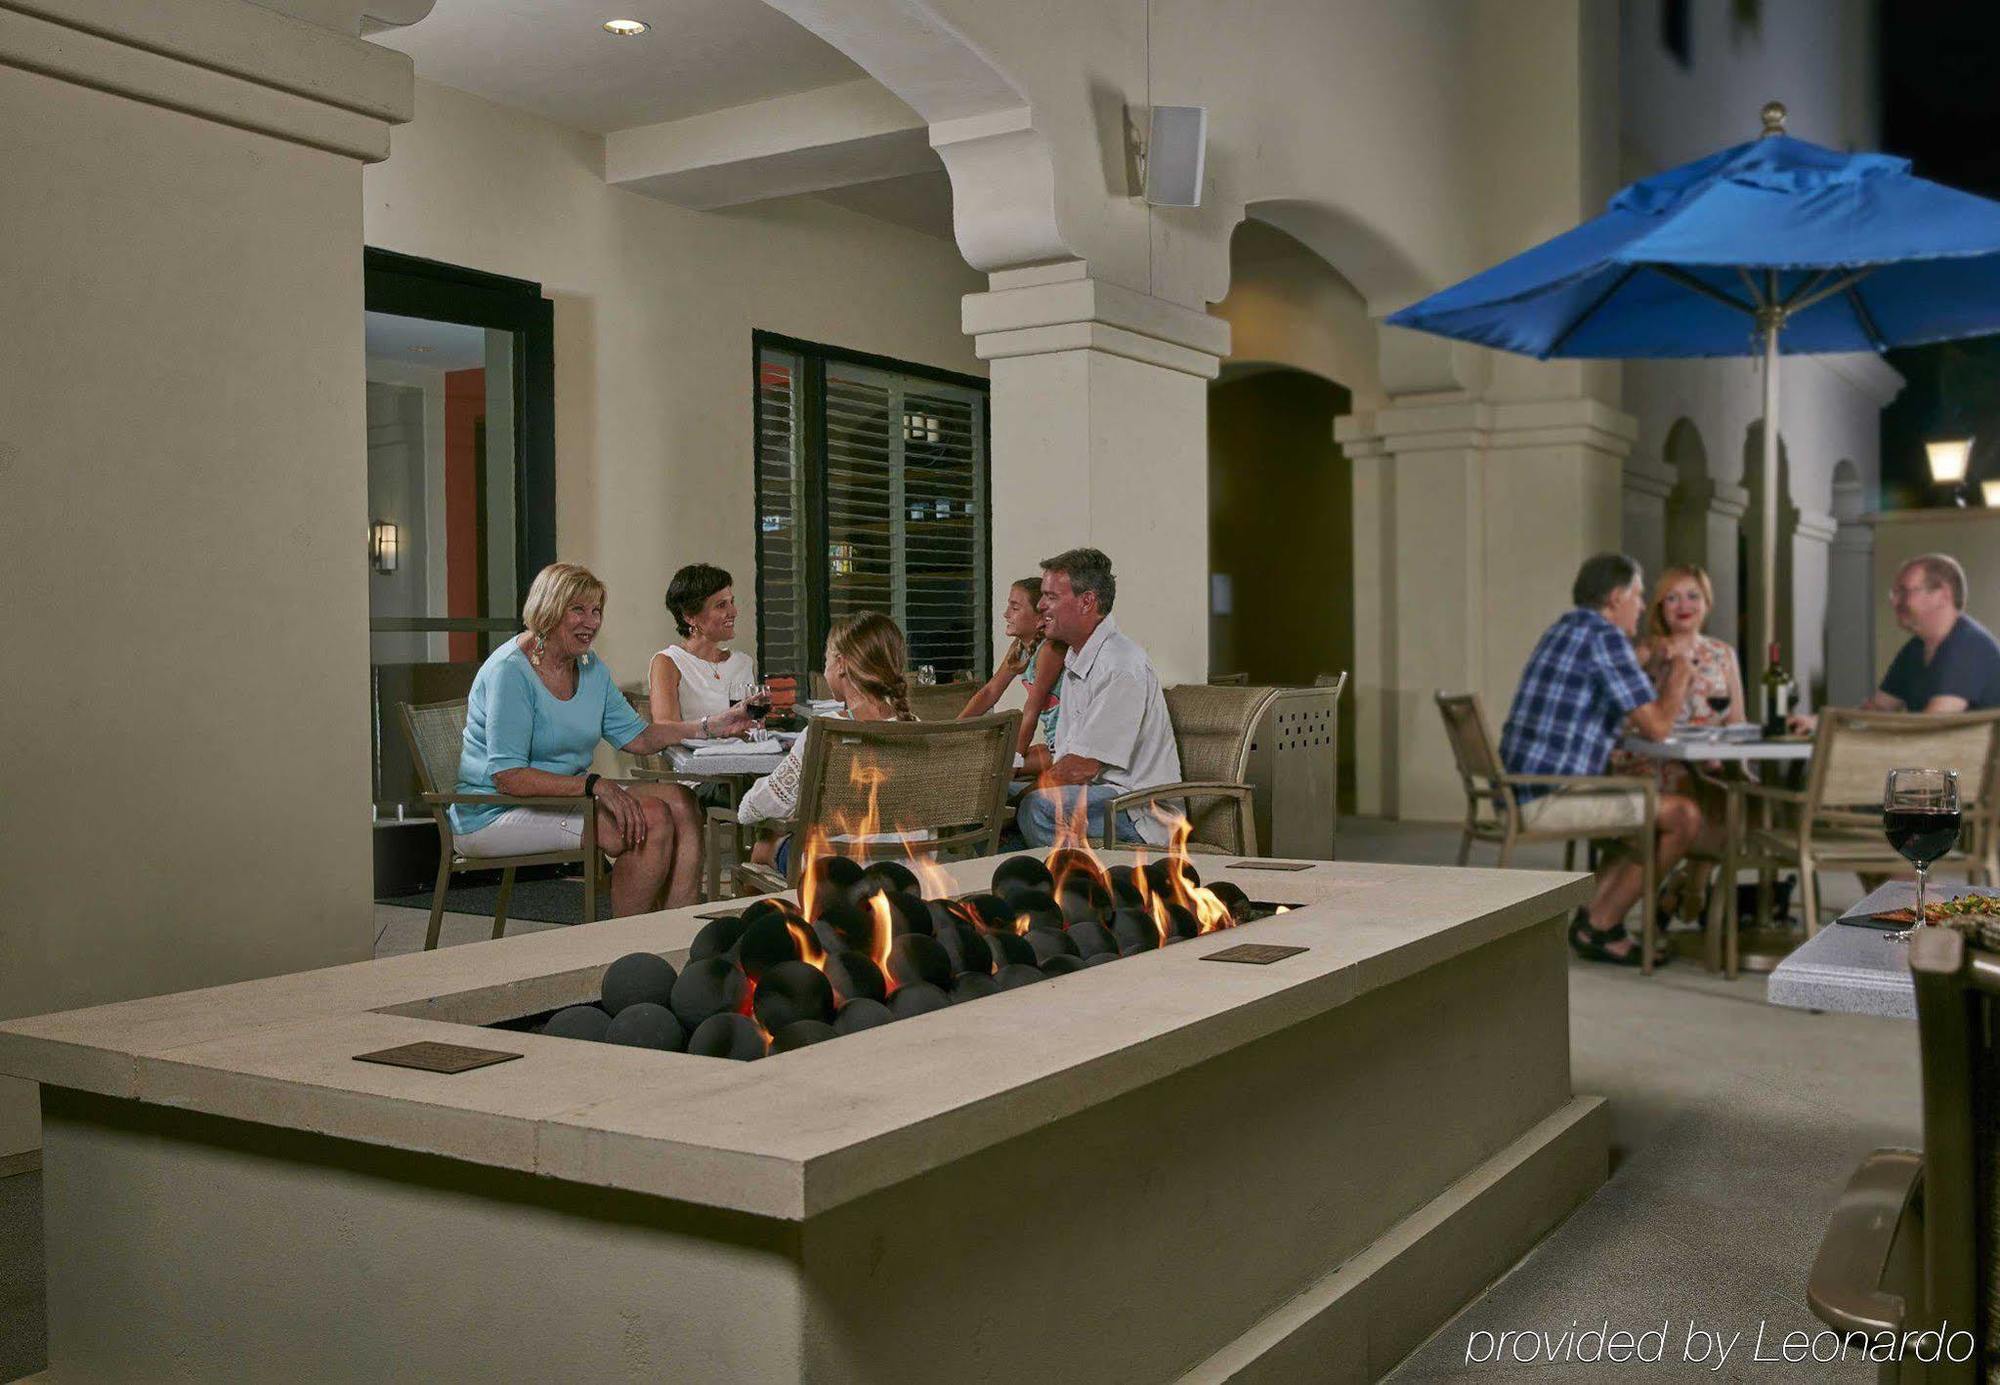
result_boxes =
[0,1170,43,1384]
[377,871,601,926]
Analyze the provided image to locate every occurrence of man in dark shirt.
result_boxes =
[1797,553,2000,728]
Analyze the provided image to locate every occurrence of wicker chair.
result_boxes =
[1809,922,2000,1384]
[1731,709,2000,947]
[1435,692,1666,971]
[715,712,1020,895]
[1101,684,1280,856]
[905,680,976,722]
[398,699,602,950]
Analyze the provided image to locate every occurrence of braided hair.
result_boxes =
[827,612,914,721]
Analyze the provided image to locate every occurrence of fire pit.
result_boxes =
[1,852,1606,1383]
[512,832,1303,1061]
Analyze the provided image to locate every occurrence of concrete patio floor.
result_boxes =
[0,819,1917,1382]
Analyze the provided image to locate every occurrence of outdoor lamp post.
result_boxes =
[1926,438,1973,506]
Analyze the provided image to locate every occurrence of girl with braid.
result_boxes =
[738,611,916,873]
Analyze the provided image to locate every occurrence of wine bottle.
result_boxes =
[1760,642,1793,736]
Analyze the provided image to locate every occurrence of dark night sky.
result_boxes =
[1877,2,2000,507]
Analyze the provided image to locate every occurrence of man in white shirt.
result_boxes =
[1017,547,1183,847]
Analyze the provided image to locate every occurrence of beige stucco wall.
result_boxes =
[0,20,403,1155]
[1867,510,2000,687]
[361,80,987,689]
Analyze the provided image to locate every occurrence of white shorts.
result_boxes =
[1518,785,1649,834]
[454,806,587,858]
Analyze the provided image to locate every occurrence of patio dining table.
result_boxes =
[1619,729,1814,975]
[628,738,795,900]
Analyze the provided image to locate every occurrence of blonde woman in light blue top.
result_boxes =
[455,563,750,913]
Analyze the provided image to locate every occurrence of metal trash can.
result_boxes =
[1245,684,1342,860]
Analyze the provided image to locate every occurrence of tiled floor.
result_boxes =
[0,821,1913,1382]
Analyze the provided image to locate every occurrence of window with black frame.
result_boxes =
[754,334,990,686]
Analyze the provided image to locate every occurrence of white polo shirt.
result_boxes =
[1051,615,1183,845]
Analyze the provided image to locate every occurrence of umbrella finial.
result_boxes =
[1760,101,1787,137]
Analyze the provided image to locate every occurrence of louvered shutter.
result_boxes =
[754,342,989,681]
[754,348,811,678]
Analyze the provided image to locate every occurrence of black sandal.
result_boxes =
[1568,912,1645,967]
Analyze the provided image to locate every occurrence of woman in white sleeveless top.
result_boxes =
[650,563,756,730]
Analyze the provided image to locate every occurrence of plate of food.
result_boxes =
[1835,881,2000,929]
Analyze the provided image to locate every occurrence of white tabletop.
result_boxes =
[661,741,789,777]
[1619,732,1813,762]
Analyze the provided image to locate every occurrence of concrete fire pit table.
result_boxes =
[0,855,1604,1383]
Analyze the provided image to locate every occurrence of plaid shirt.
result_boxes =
[1499,608,1655,801]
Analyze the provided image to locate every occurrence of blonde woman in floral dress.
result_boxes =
[1624,565,1744,922]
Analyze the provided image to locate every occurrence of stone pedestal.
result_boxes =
[965,263,1227,684]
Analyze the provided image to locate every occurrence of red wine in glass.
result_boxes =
[1704,693,1731,722]
[1883,768,1960,931]
[745,682,773,731]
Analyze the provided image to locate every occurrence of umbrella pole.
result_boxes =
[1758,295,1782,721]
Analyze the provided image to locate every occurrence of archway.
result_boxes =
[1663,418,1711,570]
[1741,421,1798,687]
[1208,218,1370,812]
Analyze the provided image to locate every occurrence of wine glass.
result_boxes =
[744,681,773,742]
[1883,768,1961,934]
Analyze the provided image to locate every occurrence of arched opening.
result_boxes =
[1208,218,1371,813]
[1741,421,1798,683]
[1663,418,1711,570]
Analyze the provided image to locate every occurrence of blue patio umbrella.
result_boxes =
[1386,102,2000,681]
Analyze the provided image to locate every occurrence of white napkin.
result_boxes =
[690,739,782,758]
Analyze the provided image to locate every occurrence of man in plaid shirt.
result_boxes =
[1501,553,1701,965]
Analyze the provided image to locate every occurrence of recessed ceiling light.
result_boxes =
[602,18,649,36]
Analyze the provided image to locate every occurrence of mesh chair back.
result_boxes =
[1163,684,1281,851]
[401,699,469,801]
[789,713,1020,875]
[1315,671,1349,697]
[905,681,974,722]
[1436,692,1506,786]
[1811,709,2000,816]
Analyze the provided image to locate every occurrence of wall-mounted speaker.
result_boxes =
[1143,105,1207,208]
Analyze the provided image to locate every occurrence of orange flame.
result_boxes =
[786,917,827,972]
[902,847,957,900]
[867,890,897,993]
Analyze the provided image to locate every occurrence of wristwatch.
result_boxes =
[582,772,601,799]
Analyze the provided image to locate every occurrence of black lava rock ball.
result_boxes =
[1110,908,1160,953]
[805,856,866,919]
[825,950,888,1005]
[1066,918,1119,959]
[990,855,1055,904]
[542,1004,611,1041]
[1024,926,1079,964]
[688,913,747,962]
[887,982,951,1020]
[995,963,1045,991]
[771,1019,836,1052]
[859,860,920,897]
[1058,874,1112,927]
[600,952,678,1016]
[1039,954,1088,977]
[752,959,836,1032]
[956,892,1014,932]
[739,897,802,933]
[982,929,1036,970]
[884,890,932,936]
[887,933,953,991]
[1206,879,1251,921]
[950,972,1001,1004]
[812,903,872,955]
[1160,902,1202,942]
[1083,951,1120,967]
[1106,865,1147,909]
[833,998,894,1035]
[936,919,992,976]
[603,1002,685,1051]
[669,957,749,1030]
[1045,848,1107,891]
[735,913,803,980]
[687,1012,768,1061]
[1013,892,1065,934]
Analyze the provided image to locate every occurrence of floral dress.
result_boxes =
[1613,633,1738,793]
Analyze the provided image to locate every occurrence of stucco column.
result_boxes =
[964,262,1228,684]
[1704,480,1750,647]
[1826,509,1876,707]
[0,0,413,1159]
[1621,453,1676,581]
[1340,396,1634,821]
[1793,508,1839,711]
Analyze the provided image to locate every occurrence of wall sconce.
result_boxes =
[370,520,399,574]
[1926,438,1973,506]
[1983,480,2000,508]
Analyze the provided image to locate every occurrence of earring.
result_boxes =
[530,636,545,668]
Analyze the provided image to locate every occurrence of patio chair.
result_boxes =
[399,699,602,950]
[1207,671,1249,686]
[1101,684,1281,856]
[1808,922,1999,1384]
[714,711,1020,896]
[905,679,976,721]
[1730,708,2000,947]
[1435,692,1664,972]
